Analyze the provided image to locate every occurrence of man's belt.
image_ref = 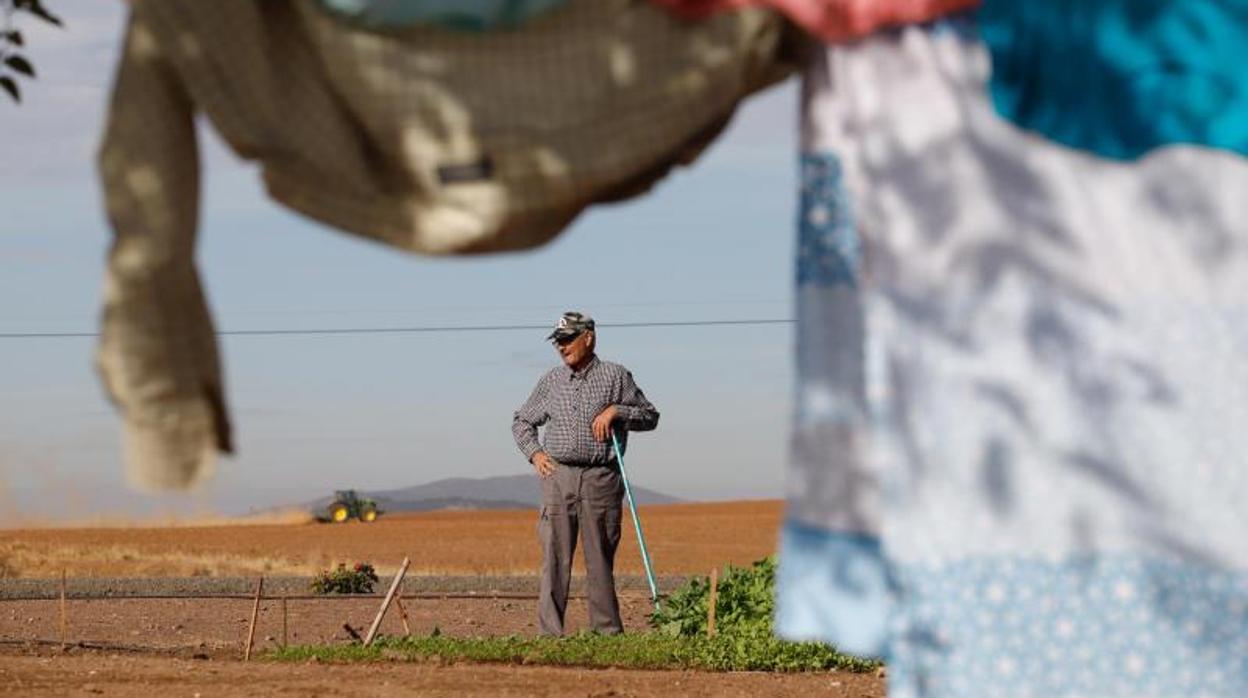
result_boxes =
[556,458,618,469]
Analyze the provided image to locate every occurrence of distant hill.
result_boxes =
[303,474,682,514]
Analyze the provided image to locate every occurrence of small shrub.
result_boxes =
[651,556,777,637]
[310,562,379,594]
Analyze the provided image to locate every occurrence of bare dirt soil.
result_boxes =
[1,592,662,649]
[0,591,885,697]
[0,651,885,697]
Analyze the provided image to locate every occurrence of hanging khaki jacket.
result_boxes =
[98,0,796,490]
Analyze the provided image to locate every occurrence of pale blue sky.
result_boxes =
[0,3,798,521]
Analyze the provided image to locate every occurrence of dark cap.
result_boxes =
[546,311,595,342]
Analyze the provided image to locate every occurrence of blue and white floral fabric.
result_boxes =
[777,19,1248,698]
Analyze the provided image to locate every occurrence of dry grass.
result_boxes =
[0,541,305,578]
[0,500,783,579]
[0,509,316,531]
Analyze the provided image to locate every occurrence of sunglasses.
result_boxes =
[553,333,582,347]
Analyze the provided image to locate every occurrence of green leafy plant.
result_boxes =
[310,562,379,594]
[271,631,879,673]
[646,556,878,671]
[651,556,778,637]
[2,0,62,103]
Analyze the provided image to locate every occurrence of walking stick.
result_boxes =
[611,430,661,611]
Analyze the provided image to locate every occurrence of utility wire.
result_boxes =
[0,318,794,340]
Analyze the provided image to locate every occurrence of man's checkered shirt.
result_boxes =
[512,356,659,465]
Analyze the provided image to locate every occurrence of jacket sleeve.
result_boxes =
[512,372,551,461]
[96,10,230,491]
[615,370,660,432]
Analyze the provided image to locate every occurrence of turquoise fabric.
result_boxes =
[318,0,566,31]
[980,0,1248,160]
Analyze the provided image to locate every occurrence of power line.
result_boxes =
[0,318,794,340]
[208,299,788,318]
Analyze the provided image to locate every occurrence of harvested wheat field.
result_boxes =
[0,500,784,579]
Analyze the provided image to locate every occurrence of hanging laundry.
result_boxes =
[778,16,1248,698]
[650,0,980,42]
[980,0,1248,160]
[98,0,797,490]
[317,0,566,31]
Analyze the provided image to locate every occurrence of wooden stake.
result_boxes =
[707,567,719,637]
[59,570,67,650]
[281,595,288,648]
[394,597,412,636]
[244,576,264,661]
[364,557,410,646]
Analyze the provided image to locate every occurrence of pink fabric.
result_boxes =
[651,0,980,41]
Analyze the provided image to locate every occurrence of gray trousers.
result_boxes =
[537,462,624,635]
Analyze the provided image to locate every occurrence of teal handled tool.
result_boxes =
[611,429,660,610]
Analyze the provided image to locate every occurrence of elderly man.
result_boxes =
[512,311,660,635]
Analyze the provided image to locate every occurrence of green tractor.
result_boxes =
[318,490,382,523]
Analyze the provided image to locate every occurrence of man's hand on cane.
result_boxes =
[592,405,618,442]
